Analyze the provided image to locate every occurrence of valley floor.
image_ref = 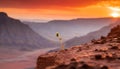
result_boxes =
[0,47,58,69]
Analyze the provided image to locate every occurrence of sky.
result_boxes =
[0,0,120,21]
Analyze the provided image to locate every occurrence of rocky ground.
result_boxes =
[36,25,120,69]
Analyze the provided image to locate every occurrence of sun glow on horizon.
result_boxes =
[108,7,120,18]
[111,12,120,17]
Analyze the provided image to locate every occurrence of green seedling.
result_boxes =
[56,32,64,50]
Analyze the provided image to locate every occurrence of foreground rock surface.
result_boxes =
[36,25,120,69]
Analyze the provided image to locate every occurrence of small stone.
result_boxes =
[79,61,85,64]
[79,64,94,69]
[100,65,109,69]
[110,46,119,50]
[70,58,76,62]
[95,54,103,60]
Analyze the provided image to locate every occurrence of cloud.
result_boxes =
[99,0,120,7]
[1,0,120,11]
[0,0,101,9]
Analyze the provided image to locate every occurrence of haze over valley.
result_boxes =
[25,18,114,41]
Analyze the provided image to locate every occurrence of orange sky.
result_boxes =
[0,0,120,21]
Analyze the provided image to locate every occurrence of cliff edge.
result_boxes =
[36,25,120,69]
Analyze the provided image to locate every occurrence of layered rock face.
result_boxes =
[0,12,55,50]
[108,25,120,38]
[37,55,57,69]
[36,25,120,69]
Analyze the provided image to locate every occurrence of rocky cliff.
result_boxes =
[65,21,120,47]
[36,25,120,69]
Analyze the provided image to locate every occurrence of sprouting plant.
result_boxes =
[56,32,64,50]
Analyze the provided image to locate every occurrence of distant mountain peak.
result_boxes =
[0,12,8,17]
[0,12,56,50]
[0,12,9,22]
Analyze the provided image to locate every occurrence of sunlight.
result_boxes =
[111,12,120,17]
[108,7,120,18]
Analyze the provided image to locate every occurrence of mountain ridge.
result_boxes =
[0,12,56,50]
[25,18,112,41]
[65,20,120,47]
